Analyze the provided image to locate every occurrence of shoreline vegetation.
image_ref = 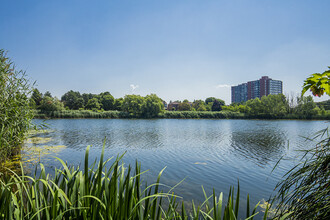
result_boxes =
[0,144,269,220]
[30,86,330,120]
[33,109,330,120]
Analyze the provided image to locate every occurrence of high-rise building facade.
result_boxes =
[231,76,283,103]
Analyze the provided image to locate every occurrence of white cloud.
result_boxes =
[130,84,139,93]
[216,84,232,89]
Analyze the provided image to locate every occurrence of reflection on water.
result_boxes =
[28,119,328,218]
[230,127,287,166]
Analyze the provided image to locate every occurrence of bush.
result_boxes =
[0,50,34,162]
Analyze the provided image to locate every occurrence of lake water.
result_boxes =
[27,119,328,217]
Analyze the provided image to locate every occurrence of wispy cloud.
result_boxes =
[130,84,139,93]
[216,84,232,89]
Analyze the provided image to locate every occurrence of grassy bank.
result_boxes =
[0,145,268,220]
[33,109,330,120]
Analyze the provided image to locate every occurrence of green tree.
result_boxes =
[99,92,115,110]
[193,100,207,111]
[294,95,318,117]
[205,97,225,111]
[197,105,206,111]
[205,97,216,105]
[61,90,84,110]
[122,95,144,117]
[39,96,64,111]
[82,93,95,107]
[211,99,222,111]
[0,50,34,161]
[31,88,43,106]
[114,98,124,111]
[246,98,262,115]
[141,94,164,118]
[85,98,101,110]
[205,97,225,105]
[44,91,52,98]
[178,102,191,111]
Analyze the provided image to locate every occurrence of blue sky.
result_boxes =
[1,0,329,104]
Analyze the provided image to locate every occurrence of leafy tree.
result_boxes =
[211,99,222,111]
[114,98,124,111]
[245,94,288,117]
[122,95,144,117]
[193,100,206,111]
[39,96,64,111]
[85,98,101,110]
[294,95,318,117]
[31,88,43,106]
[61,90,84,110]
[141,94,164,118]
[246,98,262,115]
[205,97,216,105]
[82,93,95,106]
[99,92,115,110]
[205,97,225,111]
[197,105,207,111]
[178,102,191,111]
[44,91,52,98]
[205,97,225,105]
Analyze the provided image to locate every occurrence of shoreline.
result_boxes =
[33,109,330,120]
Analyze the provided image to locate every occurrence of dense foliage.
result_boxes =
[223,94,328,119]
[0,50,34,162]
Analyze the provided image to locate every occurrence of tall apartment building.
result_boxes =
[231,76,283,103]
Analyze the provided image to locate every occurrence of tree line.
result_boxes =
[30,90,166,118]
[30,88,328,119]
[30,89,228,117]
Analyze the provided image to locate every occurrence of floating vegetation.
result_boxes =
[0,144,67,175]
[25,137,52,144]
[27,129,54,136]
[260,199,277,217]
[194,162,207,165]
[22,145,67,163]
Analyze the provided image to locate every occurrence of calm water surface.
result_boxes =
[28,119,328,217]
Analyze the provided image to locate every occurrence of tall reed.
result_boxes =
[0,143,268,219]
[0,50,34,162]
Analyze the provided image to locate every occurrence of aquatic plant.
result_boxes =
[272,128,330,219]
[0,144,268,219]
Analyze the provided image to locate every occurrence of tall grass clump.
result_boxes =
[0,50,34,162]
[0,144,268,219]
[272,128,330,219]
